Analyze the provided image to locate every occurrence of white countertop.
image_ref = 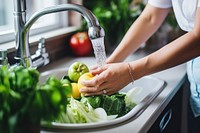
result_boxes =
[40,51,187,133]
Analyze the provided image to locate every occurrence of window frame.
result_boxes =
[0,0,69,44]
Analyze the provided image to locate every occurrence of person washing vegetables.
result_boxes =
[80,0,200,132]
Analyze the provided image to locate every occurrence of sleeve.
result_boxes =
[148,0,172,8]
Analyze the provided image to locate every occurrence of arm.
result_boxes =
[80,7,200,96]
[80,5,171,95]
[107,4,171,63]
[130,7,200,80]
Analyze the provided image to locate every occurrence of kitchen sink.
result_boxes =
[40,68,166,130]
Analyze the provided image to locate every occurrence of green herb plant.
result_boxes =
[82,0,144,49]
[82,0,178,51]
[0,66,68,133]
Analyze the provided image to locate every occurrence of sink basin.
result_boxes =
[39,68,68,84]
[40,68,165,130]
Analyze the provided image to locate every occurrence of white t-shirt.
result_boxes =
[149,0,200,118]
[148,0,200,31]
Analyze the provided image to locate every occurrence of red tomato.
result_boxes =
[69,32,92,56]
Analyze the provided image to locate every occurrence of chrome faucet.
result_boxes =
[13,0,105,68]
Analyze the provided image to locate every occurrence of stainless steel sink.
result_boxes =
[40,68,165,130]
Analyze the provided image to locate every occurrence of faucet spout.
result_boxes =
[13,3,105,67]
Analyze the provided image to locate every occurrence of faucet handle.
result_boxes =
[39,38,45,47]
[36,37,48,55]
[31,37,49,68]
[0,49,7,59]
[38,37,46,50]
[0,49,8,66]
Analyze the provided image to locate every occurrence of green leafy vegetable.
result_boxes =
[0,65,68,133]
[57,91,137,124]
[82,0,144,46]
[81,95,101,109]
[56,97,116,123]
[27,77,68,123]
[61,76,72,97]
[8,66,39,92]
[80,93,136,118]
[101,94,125,116]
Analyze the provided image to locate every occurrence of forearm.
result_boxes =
[128,7,200,81]
[131,31,200,80]
[107,4,170,63]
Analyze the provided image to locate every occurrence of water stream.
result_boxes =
[91,37,107,67]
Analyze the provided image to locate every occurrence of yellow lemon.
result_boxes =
[71,83,81,98]
[78,72,95,91]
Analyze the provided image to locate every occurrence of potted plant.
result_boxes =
[82,0,179,52]
[83,0,144,47]
[82,0,145,51]
[0,66,68,133]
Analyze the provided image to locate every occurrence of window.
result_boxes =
[0,0,68,44]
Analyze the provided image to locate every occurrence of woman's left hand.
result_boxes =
[80,63,132,96]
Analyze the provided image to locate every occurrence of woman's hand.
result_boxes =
[80,63,132,96]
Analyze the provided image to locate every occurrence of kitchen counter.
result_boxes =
[40,50,187,133]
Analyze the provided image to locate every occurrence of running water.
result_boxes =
[91,37,107,67]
